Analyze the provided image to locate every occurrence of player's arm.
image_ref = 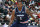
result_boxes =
[8,10,15,27]
[26,8,35,19]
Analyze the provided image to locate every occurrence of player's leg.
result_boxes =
[10,22,18,27]
[10,20,18,27]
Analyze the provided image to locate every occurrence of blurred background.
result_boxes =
[0,0,40,27]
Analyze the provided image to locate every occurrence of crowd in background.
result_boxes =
[0,0,40,25]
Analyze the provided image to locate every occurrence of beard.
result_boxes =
[18,6,22,9]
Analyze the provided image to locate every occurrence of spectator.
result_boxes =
[0,7,4,13]
[6,12,12,21]
[11,4,15,9]
[8,0,13,5]
[38,1,40,6]
[25,1,29,6]
[5,3,8,9]
[37,6,40,14]
[0,3,3,7]
[9,7,12,13]
[0,0,2,3]
[3,9,8,15]
[5,0,9,5]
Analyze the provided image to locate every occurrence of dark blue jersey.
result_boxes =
[15,6,29,22]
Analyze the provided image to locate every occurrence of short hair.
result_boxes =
[17,0,22,3]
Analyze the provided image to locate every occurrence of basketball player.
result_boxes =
[8,0,35,27]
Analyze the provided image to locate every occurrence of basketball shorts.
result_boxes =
[10,21,28,27]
